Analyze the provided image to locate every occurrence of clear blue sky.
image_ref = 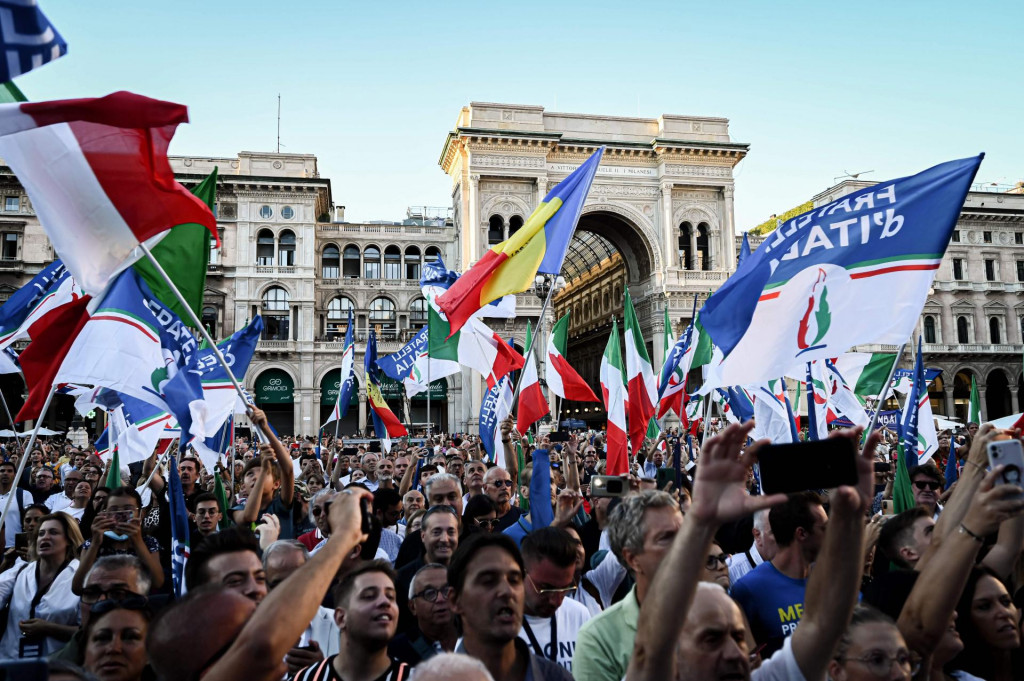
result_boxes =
[20,1,1024,228]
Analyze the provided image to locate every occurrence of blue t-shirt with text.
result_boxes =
[730,560,806,656]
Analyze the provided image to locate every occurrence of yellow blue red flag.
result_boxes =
[437,147,604,335]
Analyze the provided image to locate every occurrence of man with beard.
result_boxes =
[484,467,521,532]
[388,563,457,666]
[359,452,381,492]
[293,560,403,681]
[449,533,572,681]
[626,422,880,681]
[376,458,396,491]
[518,527,591,672]
[177,456,204,511]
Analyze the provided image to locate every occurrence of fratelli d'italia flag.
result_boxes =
[437,147,604,335]
[600,318,628,476]
[365,330,407,452]
[546,312,598,403]
[699,155,982,389]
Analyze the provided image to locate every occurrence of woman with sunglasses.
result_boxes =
[81,597,153,681]
[462,494,500,535]
[0,513,84,658]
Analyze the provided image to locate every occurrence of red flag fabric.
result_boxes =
[17,295,92,421]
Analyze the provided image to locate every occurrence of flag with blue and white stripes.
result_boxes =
[0,1,67,83]
[168,453,190,598]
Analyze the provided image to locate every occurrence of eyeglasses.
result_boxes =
[411,585,454,603]
[913,480,941,491]
[837,651,919,677]
[526,573,576,596]
[90,595,151,617]
[705,553,729,570]
[81,586,140,605]
[474,517,500,529]
[489,480,514,488]
[312,506,327,516]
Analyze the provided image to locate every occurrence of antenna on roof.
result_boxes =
[834,169,874,183]
[276,94,281,153]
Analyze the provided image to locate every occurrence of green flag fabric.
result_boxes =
[968,376,981,424]
[105,446,121,489]
[213,472,233,530]
[0,81,27,103]
[893,442,916,514]
[134,168,219,323]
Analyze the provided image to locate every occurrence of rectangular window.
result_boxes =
[985,259,996,281]
[364,262,380,279]
[983,231,992,243]
[4,197,18,212]
[262,315,290,341]
[1018,261,1024,282]
[1017,233,1023,245]
[1,233,17,260]
[952,230,960,242]
[383,261,401,279]
[952,258,964,280]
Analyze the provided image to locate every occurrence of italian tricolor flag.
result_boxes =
[516,320,549,433]
[546,312,598,402]
[831,352,899,403]
[601,318,628,476]
[624,287,657,455]
[427,305,523,389]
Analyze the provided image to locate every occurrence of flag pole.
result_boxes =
[513,276,557,403]
[864,342,908,440]
[136,243,265,444]
[0,386,21,442]
[426,309,432,438]
[0,384,56,540]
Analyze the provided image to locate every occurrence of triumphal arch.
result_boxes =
[439,103,748,425]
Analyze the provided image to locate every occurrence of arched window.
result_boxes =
[509,216,524,238]
[678,222,693,270]
[923,315,937,343]
[383,245,401,279]
[696,223,710,271]
[363,246,381,279]
[202,306,217,338]
[256,229,274,266]
[990,317,1001,344]
[326,296,354,340]
[262,286,290,340]
[410,297,428,330]
[488,215,504,245]
[425,246,441,264]
[278,230,296,267]
[405,246,421,280]
[322,244,340,278]
[369,297,396,338]
[957,316,969,343]
[342,245,360,278]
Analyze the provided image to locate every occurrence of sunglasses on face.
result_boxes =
[474,517,500,529]
[705,553,729,570]
[81,586,141,605]
[913,480,940,491]
[489,480,514,488]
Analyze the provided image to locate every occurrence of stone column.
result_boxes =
[358,389,367,436]
[977,382,987,423]
[689,229,698,271]
[1011,382,1020,415]
[467,174,481,265]
[536,177,548,209]
[709,229,719,271]
[944,382,955,417]
[722,186,737,270]
[660,182,674,272]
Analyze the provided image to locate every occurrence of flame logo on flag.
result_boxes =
[797,268,831,354]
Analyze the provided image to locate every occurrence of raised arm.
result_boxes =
[206,488,371,681]
[502,418,519,489]
[899,465,1024,655]
[627,421,786,681]
[233,455,270,526]
[563,434,581,493]
[790,427,881,681]
[928,425,999,546]
[251,408,294,506]
[398,447,421,495]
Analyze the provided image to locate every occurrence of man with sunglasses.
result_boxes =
[484,467,521,532]
[519,527,592,672]
[908,462,944,519]
[389,563,457,666]
[50,555,152,662]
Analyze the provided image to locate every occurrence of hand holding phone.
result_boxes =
[986,439,1024,498]
[757,438,859,495]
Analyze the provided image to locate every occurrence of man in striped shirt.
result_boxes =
[293,560,410,681]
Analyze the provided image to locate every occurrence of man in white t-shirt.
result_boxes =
[518,526,592,672]
[0,460,33,547]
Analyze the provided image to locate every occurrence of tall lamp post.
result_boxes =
[530,273,566,426]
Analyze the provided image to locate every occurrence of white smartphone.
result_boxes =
[986,439,1024,497]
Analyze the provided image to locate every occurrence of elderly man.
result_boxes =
[263,540,341,675]
[462,459,488,505]
[396,506,459,633]
[389,563,458,666]
[484,467,521,532]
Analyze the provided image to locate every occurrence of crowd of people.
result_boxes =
[0,407,1022,681]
